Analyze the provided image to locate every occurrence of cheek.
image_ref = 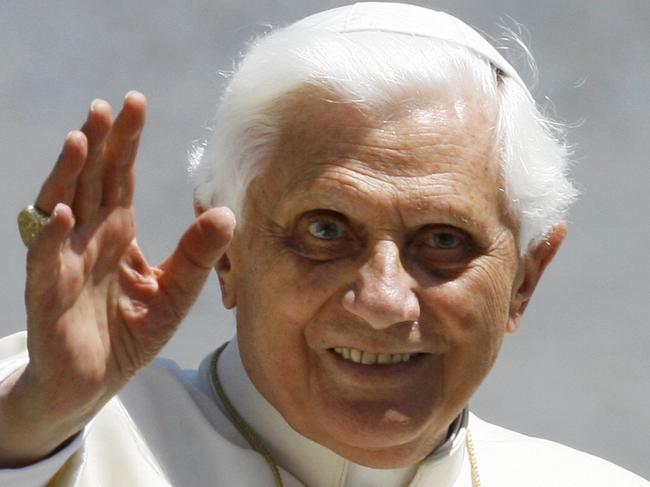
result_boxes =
[244,256,349,324]
[421,265,514,368]
[235,253,350,383]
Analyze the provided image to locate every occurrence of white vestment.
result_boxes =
[0,331,647,487]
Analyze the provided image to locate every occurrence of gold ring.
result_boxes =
[18,205,50,247]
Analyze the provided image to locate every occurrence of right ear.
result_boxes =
[194,200,237,310]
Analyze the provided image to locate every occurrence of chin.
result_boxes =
[312,418,437,468]
[296,394,448,466]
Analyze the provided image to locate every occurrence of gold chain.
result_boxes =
[466,429,482,487]
[209,343,481,487]
[210,343,285,487]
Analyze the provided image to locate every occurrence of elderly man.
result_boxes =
[0,2,647,486]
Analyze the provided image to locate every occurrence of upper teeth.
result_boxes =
[333,347,412,365]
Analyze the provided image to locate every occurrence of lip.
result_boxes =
[331,346,417,365]
[322,347,431,387]
[331,345,426,355]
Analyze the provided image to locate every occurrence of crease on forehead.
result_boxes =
[250,84,506,229]
[265,84,498,174]
[281,172,496,237]
[268,83,496,129]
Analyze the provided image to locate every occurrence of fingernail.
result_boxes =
[220,207,237,226]
[53,203,75,227]
[124,90,138,100]
[90,98,101,112]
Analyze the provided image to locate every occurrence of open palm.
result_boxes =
[8,92,234,464]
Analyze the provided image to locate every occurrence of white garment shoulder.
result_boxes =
[0,331,648,487]
[469,414,649,486]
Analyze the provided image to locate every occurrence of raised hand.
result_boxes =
[0,92,235,466]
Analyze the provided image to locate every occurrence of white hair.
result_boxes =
[190,25,577,254]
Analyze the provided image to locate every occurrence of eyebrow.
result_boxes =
[278,180,494,240]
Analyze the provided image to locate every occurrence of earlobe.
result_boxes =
[193,199,237,308]
[194,198,237,309]
[507,223,567,334]
[216,253,237,309]
[505,317,520,334]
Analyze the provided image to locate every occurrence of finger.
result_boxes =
[73,99,113,225]
[157,207,236,320]
[102,91,147,208]
[25,203,85,324]
[26,203,75,286]
[35,132,87,215]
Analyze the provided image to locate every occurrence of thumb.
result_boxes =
[157,207,235,319]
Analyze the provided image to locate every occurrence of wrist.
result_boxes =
[0,365,92,467]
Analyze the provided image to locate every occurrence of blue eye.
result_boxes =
[429,231,461,249]
[308,220,345,241]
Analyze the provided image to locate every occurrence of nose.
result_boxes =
[342,240,420,329]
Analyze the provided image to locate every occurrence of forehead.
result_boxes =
[250,87,503,228]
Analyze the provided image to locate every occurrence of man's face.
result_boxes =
[220,88,532,467]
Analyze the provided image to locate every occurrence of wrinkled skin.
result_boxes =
[0,93,235,467]
[217,88,565,468]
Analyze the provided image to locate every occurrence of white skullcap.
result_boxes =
[293,2,531,98]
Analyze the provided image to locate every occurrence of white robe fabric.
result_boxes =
[0,331,647,487]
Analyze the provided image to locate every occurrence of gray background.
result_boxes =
[1,0,648,479]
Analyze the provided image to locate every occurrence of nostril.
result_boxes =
[341,285,420,329]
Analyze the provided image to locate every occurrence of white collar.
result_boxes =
[209,338,468,487]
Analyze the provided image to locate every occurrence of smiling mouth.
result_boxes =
[331,347,418,365]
